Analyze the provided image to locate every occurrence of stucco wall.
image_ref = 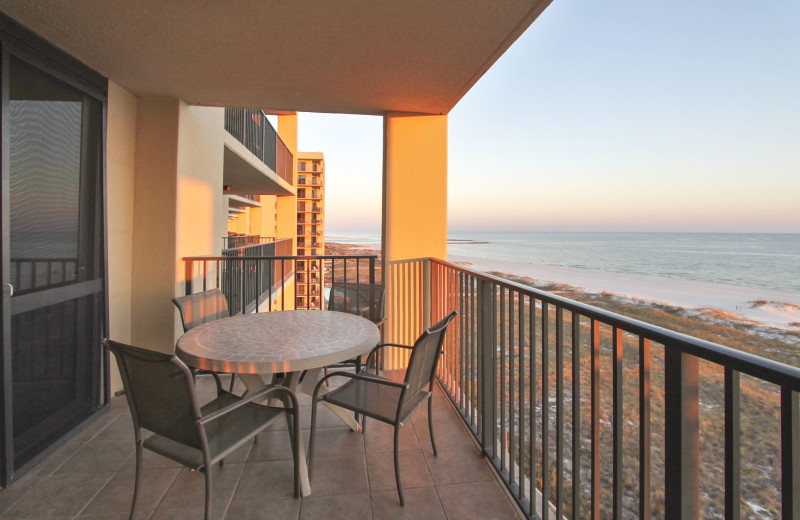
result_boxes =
[105,81,137,393]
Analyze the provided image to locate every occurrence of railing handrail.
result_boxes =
[424,257,800,391]
[184,253,376,262]
[222,236,284,252]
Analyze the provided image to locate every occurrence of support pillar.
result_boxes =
[381,113,448,264]
[381,113,448,364]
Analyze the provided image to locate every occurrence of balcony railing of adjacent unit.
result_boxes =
[182,253,378,315]
[382,257,800,520]
[224,108,293,185]
[222,234,276,250]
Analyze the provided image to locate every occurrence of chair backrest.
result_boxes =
[172,288,230,332]
[103,339,203,449]
[327,283,385,324]
[401,311,458,405]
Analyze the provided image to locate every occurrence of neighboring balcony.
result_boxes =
[222,108,295,198]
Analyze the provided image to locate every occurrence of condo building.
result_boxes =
[295,152,325,309]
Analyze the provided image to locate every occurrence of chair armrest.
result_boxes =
[197,385,298,426]
[372,342,413,351]
[312,370,408,401]
[364,342,413,373]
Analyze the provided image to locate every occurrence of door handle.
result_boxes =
[2,284,13,297]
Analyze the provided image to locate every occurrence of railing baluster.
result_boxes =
[613,327,623,520]
[239,258,246,314]
[591,319,600,520]
[781,388,799,520]
[510,290,516,489]
[724,367,740,520]
[664,349,700,520]
[479,279,496,460]
[556,306,564,519]
[461,271,467,411]
[542,301,550,520]
[572,311,581,518]
[529,296,537,518]
[519,291,525,506]
[500,288,507,475]
[640,338,651,519]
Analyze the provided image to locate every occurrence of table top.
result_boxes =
[176,310,381,374]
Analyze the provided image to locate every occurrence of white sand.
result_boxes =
[449,255,800,331]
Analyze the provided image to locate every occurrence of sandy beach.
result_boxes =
[326,241,800,331]
[450,254,800,331]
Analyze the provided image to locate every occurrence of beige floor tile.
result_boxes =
[437,480,521,520]
[299,493,371,520]
[371,486,446,520]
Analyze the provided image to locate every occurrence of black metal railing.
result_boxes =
[224,108,293,184]
[10,257,78,293]
[384,257,800,520]
[182,253,378,316]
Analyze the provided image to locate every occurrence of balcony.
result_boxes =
[4,251,797,519]
[183,253,800,518]
[224,108,293,186]
[0,371,518,519]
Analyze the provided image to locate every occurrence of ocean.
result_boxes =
[327,231,800,296]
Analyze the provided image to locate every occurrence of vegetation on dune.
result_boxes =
[488,271,799,519]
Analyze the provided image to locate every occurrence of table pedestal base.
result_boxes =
[238,368,361,497]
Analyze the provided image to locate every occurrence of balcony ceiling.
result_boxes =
[0,0,551,115]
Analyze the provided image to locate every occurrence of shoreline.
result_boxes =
[325,241,800,331]
[451,254,800,331]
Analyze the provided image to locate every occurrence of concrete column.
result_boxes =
[130,99,180,352]
[130,99,225,352]
[277,114,298,256]
[382,113,448,264]
[381,114,448,365]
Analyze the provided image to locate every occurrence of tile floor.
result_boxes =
[0,373,523,519]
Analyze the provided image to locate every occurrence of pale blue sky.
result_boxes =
[296,1,800,234]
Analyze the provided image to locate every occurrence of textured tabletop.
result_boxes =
[176,310,381,374]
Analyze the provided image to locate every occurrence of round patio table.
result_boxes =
[176,310,380,375]
[176,310,381,496]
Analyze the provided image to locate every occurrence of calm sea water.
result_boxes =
[327,231,800,295]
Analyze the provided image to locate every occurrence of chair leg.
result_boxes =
[291,398,301,498]
[204,468,213,520]
[308,398,319,482]
[394,425,404,506]
[129,439,143,520]
[428,396,438,457]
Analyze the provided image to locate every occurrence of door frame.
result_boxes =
[0,15,110,487]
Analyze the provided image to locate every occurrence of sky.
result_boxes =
[294,0,800,235]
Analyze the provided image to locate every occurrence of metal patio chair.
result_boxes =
[326,282,386,373]
[173,288,237,392]
[103,339,301,520]
[308,310,458,506]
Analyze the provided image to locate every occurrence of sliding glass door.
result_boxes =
[0,28,107,485]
